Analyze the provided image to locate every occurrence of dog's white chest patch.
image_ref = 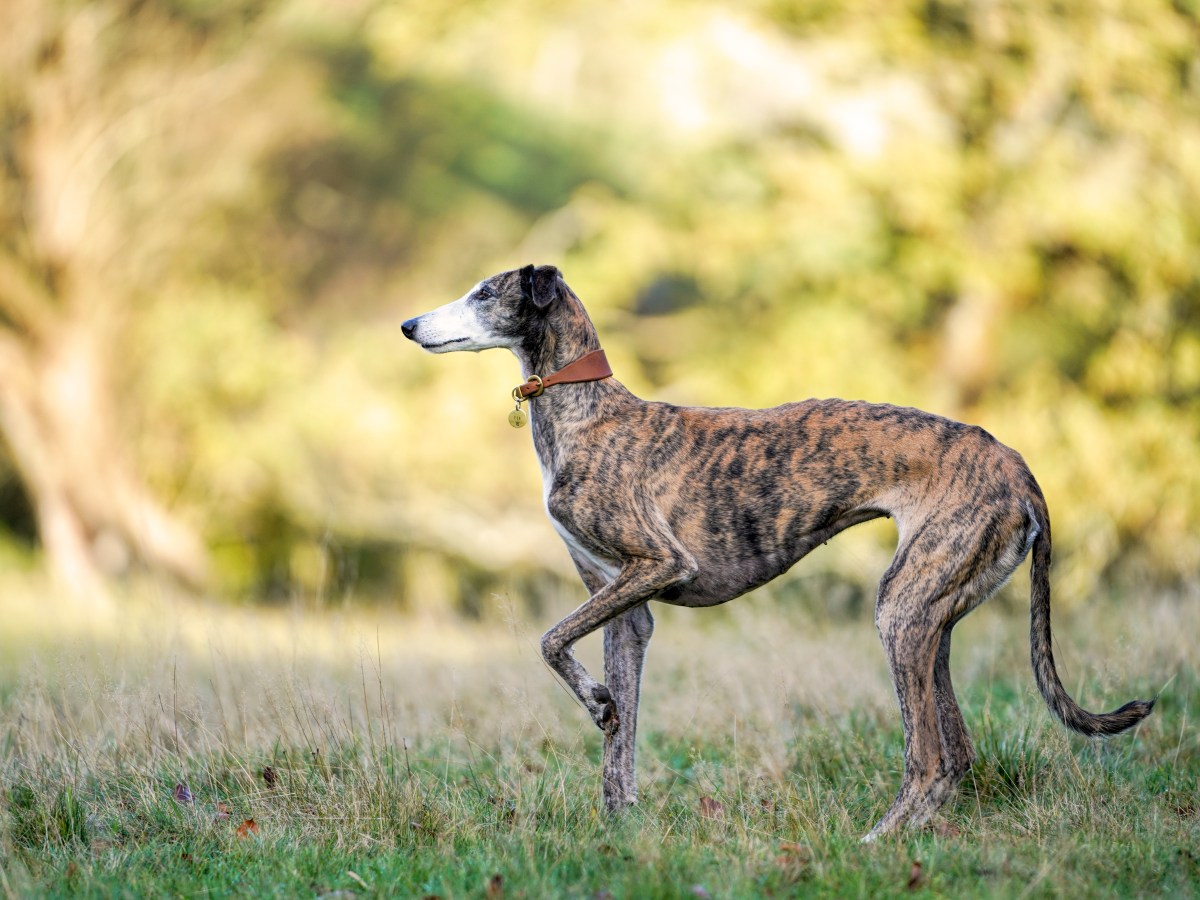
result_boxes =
[549,515,621,582]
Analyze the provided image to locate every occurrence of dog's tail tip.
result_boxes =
[1060,695,1156,737]
[1027,503,1156,739]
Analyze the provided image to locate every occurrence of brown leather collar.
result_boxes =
[514,349,613,399]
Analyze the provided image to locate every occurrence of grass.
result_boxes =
[0,577,1197,898]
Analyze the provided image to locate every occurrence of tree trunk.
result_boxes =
[0,1,216,603]
[0,320,207,603]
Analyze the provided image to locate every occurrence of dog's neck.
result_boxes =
[511,293,633,469]
[515,327,599,383]
[514,287,601,380]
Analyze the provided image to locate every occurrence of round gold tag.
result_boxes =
[508,408,528,428]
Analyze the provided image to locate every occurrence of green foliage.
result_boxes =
[0,0,1197,605]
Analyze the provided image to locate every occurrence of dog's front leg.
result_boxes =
[541,556,693,808]
[601,603,654,809]
[568,558,652,808]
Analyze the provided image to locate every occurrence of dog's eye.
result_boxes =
[476,288,494,301]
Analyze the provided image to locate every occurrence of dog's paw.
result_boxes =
[591,685,619,735]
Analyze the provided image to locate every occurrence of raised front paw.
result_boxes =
[590,685,620,735]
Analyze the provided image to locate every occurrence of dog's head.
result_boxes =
[402,265,564,353]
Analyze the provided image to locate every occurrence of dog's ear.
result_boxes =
[522,264,561,310]
[520,265,536,304]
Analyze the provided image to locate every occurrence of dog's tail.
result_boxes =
[1027,501,1155,736]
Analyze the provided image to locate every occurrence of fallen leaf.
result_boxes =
[172,782,193,805]
[261,766,277,787]
[774,841,813,879]
[698,797,724,819]
[906,860,924,890]
[214,802,232,822]
[236,818,259,838]
[689,886,712,899]
[486,873,503,899]
[776,841,812,862]
[931,820,961,838]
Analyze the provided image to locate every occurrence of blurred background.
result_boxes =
[0,0,1197,617]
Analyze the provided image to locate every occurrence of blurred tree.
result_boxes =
[0,0,613,604]
[0,0,230,597]
[0,0,1195,609]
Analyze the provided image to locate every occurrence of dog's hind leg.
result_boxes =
[920,513,1033,819]
[909,623,976,825]
[601,603,654,809]
[863,554,947,842]
[872,506,1034,837]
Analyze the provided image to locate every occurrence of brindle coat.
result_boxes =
[402,265,1154,840]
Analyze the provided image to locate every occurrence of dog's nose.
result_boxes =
[401,318,418,340]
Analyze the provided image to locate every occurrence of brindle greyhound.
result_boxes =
[401,264,1154,840]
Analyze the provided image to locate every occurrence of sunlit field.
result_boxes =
[2,574,1196,898]
[2,0,1199,896]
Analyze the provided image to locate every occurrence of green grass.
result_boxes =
[1,583,1197,898]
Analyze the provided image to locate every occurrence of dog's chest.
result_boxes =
[539,459,621,583]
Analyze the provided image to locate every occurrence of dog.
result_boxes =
[402,264,1154,840]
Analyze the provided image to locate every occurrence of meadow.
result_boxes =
[2,3,1198,897]
[1,574,1196,898]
